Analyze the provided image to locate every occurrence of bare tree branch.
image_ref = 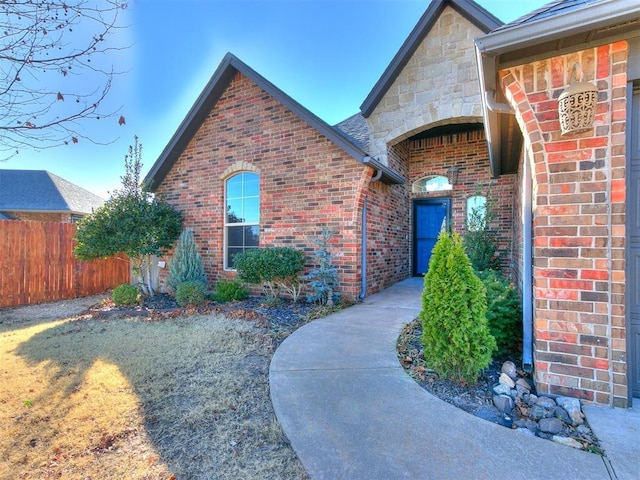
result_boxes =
[0,0,128,159]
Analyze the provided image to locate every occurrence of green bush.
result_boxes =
[420,231,496,384]
[211,279,249,302]
[167,228,206,292]
[478,270,522,358]
[233,247,304,303]
[175,281,207,307]
[112,283,140,306]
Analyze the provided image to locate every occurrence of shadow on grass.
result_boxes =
[11,314,307,479]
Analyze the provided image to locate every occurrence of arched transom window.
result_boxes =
[225,172,259,269]
[412,175,452,193]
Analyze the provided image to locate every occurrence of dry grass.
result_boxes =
[0,307,308,479]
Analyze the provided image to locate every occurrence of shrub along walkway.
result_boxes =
[270,277,627,479]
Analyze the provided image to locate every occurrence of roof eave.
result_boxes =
[360,0,502,118]
[475,0,640,177]
[145,53,406,191]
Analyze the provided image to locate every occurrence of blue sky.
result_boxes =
[1,0,547,199]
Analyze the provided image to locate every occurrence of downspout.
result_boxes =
[360,167,383,301]
[522,151,533,373]
[485,89,514,114]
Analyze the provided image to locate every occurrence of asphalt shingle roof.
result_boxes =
[0,170,105,214]
[492,0,603,32]
[334,114,370,152]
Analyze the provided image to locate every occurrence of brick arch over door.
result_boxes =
[498,42,628,407]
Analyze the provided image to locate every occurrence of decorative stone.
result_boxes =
[499,372,515,388]
[535,396,557,409]
[556,396,584,426]
[493,383,511,396]
[539,417,564,435]
[553,406,572,425]
[527,394,538,406]
[531,405,547,421]
[501,360,517,380]
[516,378,531,391]
[493,394,513,415]
[552,435,584,450]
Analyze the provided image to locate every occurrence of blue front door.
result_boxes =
[413,199,450,276]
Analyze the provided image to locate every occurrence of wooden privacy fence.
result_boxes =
[0,220,130,308]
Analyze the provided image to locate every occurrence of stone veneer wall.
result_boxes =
[154,72,408,301]
[499,42,628,406]
[365,6,485,163]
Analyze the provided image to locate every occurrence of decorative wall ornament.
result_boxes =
[558,63,598,135]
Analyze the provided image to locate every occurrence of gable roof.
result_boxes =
[0,170,104,214]
[360,0,502,118]
[476,0,640,176]
[145,53,404,189]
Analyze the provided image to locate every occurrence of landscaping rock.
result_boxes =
[557,396,584,425]
[492,383,511,396]
[493,394,513,414]
[553,406,572,425]
[515,378,531,396]
[552,435,584,450]
[539,417,564,434]
[501,360,517,380]
[535,396,557,409]
[499,372,515,388]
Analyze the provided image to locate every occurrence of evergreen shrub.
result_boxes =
[233,247,304,303]
[212,279,249,302]
[175,281,207,307]
[112,284,140,306]
[420,231,496,384]
[168,228,206,292]
[478,270,522,357]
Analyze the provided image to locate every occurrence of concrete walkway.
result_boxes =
[270,277,638,480]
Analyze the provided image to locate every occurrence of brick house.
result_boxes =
[0,169,104,223]
[145,0,638,408]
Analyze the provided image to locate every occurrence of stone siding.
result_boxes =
[366,6,485,162]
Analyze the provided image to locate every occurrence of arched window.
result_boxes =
[225,172,259,269]
[466,195,487,231]
[412,175,452,193]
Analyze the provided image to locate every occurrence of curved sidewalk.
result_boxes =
[270,278,614,479]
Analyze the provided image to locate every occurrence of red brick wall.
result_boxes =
[500,41,628,406]
[363,142,412,295]
[155,71,407,301]
[407,130,516,272]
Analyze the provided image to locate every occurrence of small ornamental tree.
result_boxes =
[420,231,496,384]
[167,228,206,293]
[463,188,503,272]
[305,227,339,305]
[74,137,183,295]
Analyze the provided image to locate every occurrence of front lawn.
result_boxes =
[0,307,308,479]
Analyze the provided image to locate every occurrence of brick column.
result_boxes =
[499,42,628,406]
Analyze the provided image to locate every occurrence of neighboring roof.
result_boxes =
[334,113,370,152]
[0,170,105,214]
[145,53,404,189]
[476,0,640,176]
[0,212,16,220]
[360,0,502,118]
